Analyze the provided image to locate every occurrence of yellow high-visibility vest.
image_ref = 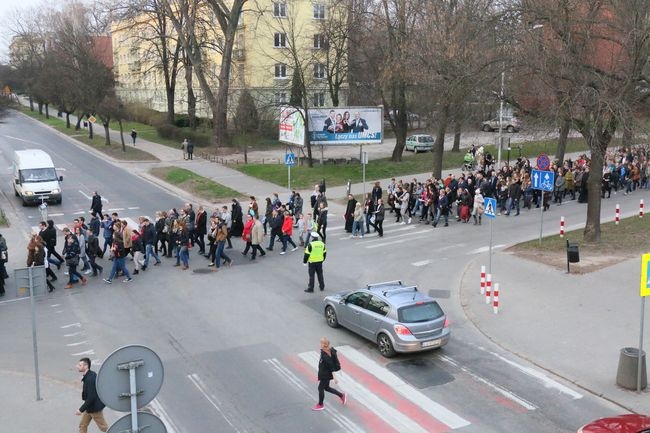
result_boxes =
[307,241,326,263]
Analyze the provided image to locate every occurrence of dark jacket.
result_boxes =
[142,224,156,246]
[86,234,101,258]
[317,348,340,380]
[90,195,102,213]
[196,210,207,235]
[80,370,105,413]
[41,221,58,250]
[270,214,283,233]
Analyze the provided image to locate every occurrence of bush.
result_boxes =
[154,123,213,147]
[125,102,166,126]
[174,114,201,128]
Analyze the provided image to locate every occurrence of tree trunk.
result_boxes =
[555,118,570,165]
[304,113,314,168]
[622,124,633,149]
[75,113,83,130]
[432,104,450,179]
[103,121,111,146]
[118,120,126,151]
[166,85,176,124]
[185,63,197,130]
[38,102,43,115]
[65,113,71,129]
[582,130,610,242]
[45,104,49,119]
[29,96,34,111]
[89,122,94,139]
[452,117,462,152]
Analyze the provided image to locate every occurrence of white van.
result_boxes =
[13,149,63,205]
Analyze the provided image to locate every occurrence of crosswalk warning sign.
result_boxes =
[483,197,497,219]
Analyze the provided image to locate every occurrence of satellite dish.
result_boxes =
[97,345,164,412]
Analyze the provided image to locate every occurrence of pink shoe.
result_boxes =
[340,392,347,405]
[311,404,324,411]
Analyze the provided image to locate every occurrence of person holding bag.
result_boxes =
[311,337,347,411]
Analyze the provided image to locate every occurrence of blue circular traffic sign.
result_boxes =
[536,154,551,170]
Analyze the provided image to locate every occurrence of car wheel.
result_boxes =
[507,126,515,133]
[482,124,491,132]
[325,306,339,328]
[377,333,396,358]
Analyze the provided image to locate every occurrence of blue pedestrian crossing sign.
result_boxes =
[483,197,497,219]
[285,153,296,166]
[532,169,555,192]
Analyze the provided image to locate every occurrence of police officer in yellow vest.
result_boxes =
[303,232,326,292]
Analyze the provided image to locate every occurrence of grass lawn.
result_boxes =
[508,214,649,272]
[150,167,246,202]
[235,137,591,190]
[20,108,157,161]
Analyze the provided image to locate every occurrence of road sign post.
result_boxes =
[638,253,650,392]
[531,168,554,245]
[285,153,296,192]
[483,197,497,274]
[361,149,368,198]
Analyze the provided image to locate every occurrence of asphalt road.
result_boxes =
[0,112,627,433]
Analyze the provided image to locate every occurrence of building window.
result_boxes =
[273,2,287,17]
[313,4,326,19]
[313,92,325,107]
[314,63,326,79]
[274,32,287,48]
[274,92,287,105]
[275,63,287,78]
[313,34,327,49]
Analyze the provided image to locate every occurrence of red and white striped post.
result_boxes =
[493,283,499,314]
[480,266,486,294]
[640,199,644,218]
[615,204,620,225]
[485,274,492,305]
[560,216,565,238]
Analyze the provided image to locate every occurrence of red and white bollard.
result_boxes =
[485,274,492,305]
[480,265,486,294]
[615,204,620,225]
[560,216,565,238]
[640,199,644,218]
[493,283,499,314]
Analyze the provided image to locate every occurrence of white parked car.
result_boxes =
[405,134,435,153]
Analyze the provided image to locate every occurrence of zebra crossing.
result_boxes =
[264,345,583,433]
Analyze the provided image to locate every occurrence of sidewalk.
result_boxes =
[460,252,650,413]
[0,369,118,432]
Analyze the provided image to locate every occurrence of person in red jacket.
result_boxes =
[240,214,256,258]
[280,211,298,255]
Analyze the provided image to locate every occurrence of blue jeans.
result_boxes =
[352,220,364,236]
[108,256,131,281]
[281,234,297,251]
[214,241,231,267]
[179,246,189,267]
[144,244,161,267]
[434,208,448,226]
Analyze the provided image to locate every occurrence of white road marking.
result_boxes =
[0,297,29,306]
[50,304,61,307]
[71,349,95,356]
[73,211,86,215]
[439,355,537,410]
[187,373,245,433]
[78,190,92,200]
[55,224,69,231]
[335,346,470,429]
[412,259,432,267]
[264,358,366,433]
[66,341,88,347]
[127,206,140,210]
[60,322,81,329]
[123,217,141,229]
[108,208,125,211]
[149,398,182,433]
[55,310,64,313]
[467,244,506,255]
[349,225,415,242]
[475,345,583,400]
[365,230,431,249]
[48,213,64,217]
[64,331,85,337]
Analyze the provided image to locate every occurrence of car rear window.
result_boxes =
[398,301,444,323]
[418,136,433,143]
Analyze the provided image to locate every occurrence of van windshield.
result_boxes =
[20,168,58,183]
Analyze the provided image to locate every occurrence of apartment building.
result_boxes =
[111,0,348,119]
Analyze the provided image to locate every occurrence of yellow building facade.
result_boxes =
[111,0,347,119]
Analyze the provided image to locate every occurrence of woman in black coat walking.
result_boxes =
[312,337,346,411]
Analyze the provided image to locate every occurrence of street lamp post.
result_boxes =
[496,71,505,169]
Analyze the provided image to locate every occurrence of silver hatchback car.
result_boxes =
[323,281,450,357]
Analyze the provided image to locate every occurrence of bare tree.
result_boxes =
[161,0,247,147]
[515,0,650,242]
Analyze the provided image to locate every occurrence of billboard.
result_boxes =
[308,107,383,145]
[279,106,305,146]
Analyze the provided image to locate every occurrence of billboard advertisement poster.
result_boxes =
[279,106,305,146]
[308,107,383,145]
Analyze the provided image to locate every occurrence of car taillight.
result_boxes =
[394,324,412,335]
[443,318,450,328]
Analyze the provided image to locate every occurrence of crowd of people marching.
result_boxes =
[1,144,647,297]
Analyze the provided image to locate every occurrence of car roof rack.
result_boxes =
[367,280,402,289]
[381,286,418,297]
